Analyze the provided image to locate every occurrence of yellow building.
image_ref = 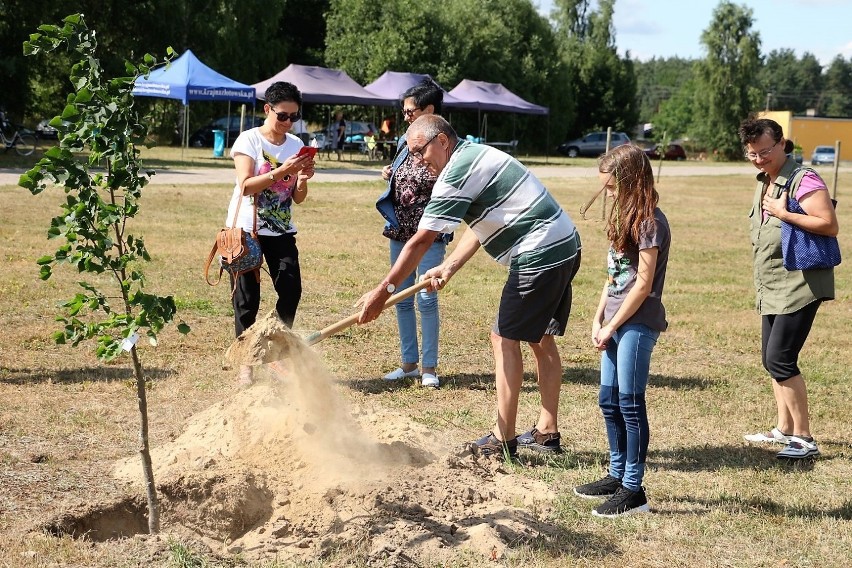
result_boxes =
[761,110,849,162]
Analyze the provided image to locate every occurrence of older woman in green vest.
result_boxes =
[738,117,837,460]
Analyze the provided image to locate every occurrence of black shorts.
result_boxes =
[761,300,821,381]
[493,252,581,343]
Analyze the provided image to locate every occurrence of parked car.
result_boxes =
[644,143,687,161]
[811,145,836,166]
[324,120,380,151]
[556,131,630,158]
[35,119,60,139]
[189,115,265,147]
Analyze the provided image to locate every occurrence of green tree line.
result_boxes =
[1,0,849,156]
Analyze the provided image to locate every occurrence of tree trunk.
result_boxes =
[131,345,160,533]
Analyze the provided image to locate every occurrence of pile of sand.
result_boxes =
[109,312,558,565]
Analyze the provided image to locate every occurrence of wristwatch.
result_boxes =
[382,281,396,294]
[268,172,275,182]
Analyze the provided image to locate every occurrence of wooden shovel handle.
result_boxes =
[305,280,434,346]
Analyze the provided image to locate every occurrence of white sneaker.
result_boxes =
[776,437,820,460]
[744,427,789,444]
[383,367,420,381]
[421,372,439,388]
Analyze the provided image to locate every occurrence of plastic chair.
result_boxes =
[364,133,378,160]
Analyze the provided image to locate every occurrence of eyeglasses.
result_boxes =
[402,107,422,118]
[268,106,302,123]
[410,133,439,162]
[744,140,779,161]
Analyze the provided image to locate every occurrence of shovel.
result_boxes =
[225,280,435,366]
[304,279,432,345]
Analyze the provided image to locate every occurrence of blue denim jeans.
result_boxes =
[389,238,446,368]
[599,323,660,491]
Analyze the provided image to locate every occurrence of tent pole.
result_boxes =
[546,115,550,164]
[181,104,187,160]
[226,101,232,148]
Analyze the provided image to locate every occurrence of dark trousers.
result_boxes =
[761,300,821,381]
[231,233,301,337]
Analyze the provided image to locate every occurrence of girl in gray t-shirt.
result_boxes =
[573,144,670,519]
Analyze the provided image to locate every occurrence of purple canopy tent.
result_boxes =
[363,71,475,109]
[447,79,549,153]
[447,79,548,115]
[363,71,478,140]
[254,65,395,151]
[253,64,391,106]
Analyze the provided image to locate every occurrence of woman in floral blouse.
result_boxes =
[375,80,451,388]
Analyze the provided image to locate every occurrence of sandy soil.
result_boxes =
[82,312,559,565]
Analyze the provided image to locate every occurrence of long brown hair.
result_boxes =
[598,145,658,252]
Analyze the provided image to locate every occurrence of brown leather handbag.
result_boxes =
[204,194,262,294]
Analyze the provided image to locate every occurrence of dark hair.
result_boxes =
[401,79,444,115]
[738,116,783,146]
[598,144,658,252]
[265,81,302,108]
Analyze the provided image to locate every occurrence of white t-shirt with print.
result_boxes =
[226,128,304,236]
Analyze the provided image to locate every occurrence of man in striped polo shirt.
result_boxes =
[358,114,581,460]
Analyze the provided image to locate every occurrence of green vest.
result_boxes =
[749,157,834,315]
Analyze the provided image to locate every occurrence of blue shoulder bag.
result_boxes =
[780,168,841,271]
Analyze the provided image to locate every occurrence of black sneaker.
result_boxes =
[471,432,518,461]
[573,475,622,500]
[592,486,650,518]
[517,427,563,454]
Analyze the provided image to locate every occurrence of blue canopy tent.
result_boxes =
[132,49,256,149]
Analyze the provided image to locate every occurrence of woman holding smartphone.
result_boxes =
[227,81,315,386]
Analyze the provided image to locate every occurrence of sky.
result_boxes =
[534,0,852,65]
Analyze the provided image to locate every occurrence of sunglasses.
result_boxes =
[402,107,421,118]
[269,106,302,123]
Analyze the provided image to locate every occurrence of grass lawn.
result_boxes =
[1,160,850,566]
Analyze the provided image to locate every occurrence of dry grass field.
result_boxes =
[1,156,850,567]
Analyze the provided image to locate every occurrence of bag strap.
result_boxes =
[204,241,224,286]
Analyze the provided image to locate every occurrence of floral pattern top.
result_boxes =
[383,155,439,242]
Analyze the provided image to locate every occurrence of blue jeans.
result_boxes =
[389,238,446,368]
[599,323,659,491]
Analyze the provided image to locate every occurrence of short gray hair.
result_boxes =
[409,114,457,144]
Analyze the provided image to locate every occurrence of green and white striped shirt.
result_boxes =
[419,141,580,272]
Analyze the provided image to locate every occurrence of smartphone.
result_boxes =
[297,146,317,159]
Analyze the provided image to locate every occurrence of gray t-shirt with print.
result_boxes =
[603,207,670,332]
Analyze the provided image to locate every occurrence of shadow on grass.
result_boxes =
[345,367,717,394]
[0,365,173,385]
[667,493,852,520]
[648,444,830,472]
[565,367,722,391]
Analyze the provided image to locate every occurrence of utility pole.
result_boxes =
[765,91,773,112]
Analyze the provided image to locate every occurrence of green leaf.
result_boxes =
[177,323,191,335]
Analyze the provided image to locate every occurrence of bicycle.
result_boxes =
[0,122,37,156]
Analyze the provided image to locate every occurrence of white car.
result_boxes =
[810,145,836,166]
